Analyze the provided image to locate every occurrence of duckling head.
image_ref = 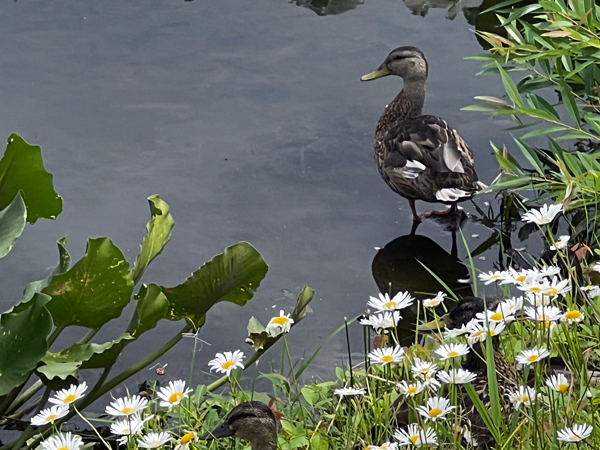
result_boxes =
[200,401,277,450]
[361,46,428,83]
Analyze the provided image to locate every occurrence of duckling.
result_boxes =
[415,296,518,446]
[361,47,484,221]
[200,401,278,450]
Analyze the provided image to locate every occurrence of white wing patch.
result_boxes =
[436,188,472,202]
[401,160,426,179]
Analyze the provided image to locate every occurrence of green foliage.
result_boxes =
[0,192,26,258]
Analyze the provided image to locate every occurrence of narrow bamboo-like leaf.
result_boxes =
[521,126,566,139]
[499,4,540,27]
[161,242,268,324]
[557,79,581,125]
[0,293,53,396]
[542,30,571,37]
[491,142,523,174]
[461,104,515,113]
[487,176,533,191]
[132,195,174,285]
[513,136,545,175]
[43,238,134,329]
[0,192,26,258]
[555,130,594,140]
[485,332,502,428]
[464,383,501,443]
[474,96,508,104]
[0,134,62,223]
[495,61,523,107]
[525,93,560,121]
[480,0,524,14]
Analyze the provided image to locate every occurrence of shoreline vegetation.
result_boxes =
[2,0,600,449]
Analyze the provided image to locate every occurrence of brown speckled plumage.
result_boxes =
[362,46,484,220]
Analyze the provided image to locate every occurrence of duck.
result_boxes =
[361,46,485,222]
[200,401,278,450]
[412,296,518,446]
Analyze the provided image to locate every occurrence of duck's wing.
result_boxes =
[380,115,482,202]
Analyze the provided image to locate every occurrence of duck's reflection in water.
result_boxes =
[371,222,472,345]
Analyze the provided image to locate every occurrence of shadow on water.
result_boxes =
[371,213,473,344]
[292,0,365,16]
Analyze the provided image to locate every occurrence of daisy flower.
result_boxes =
[174,431,198,450]
[49,382,88,406]
[550,235,570,251]
[562,309,584,324]
[334,387,366,397]
[436,368,477,384]
[524,305,562,322]
[157,380,193,408]
[422,292,446,308]
[467,321,505,345]
[545,373,569,394]
[366,442,398,450]
[538,265,561,278]
[367,291,414,311]
[208,350,245,375]
[368,345,405,366]
[443,319,477,339]
[478,271,504,285]
[410,358,437,380]
[359,311,402,333]
[111,415,152,444]
[394,424,437,446]
[583,285,600,298]
[41,433,83,450]
[434,343,470,360]
[415,396,455,422]
[105,395,148,417]
[542,277,570,297]
[516,346,550,365]
[266,310,294,337]
[499,268,532,285]
[137,432,171,449]
[508,386,537,408]
[499,296,524,314]
[521,203,563,225]
[31,405,69,426]
[476,306,515,324]
[397,380,425,397]
[525,291,551,306]
[461,428,479,447]
[557,424,593,442]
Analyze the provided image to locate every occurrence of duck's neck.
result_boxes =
[375,80,425,139]
[250,436,277,450]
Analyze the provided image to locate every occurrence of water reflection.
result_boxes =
[292,0,364,15]
[371,222,473,343]
[402,0,482,21]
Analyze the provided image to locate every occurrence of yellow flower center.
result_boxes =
[448,351,459,357]
[527,355,539,362]
[558,384,568,393]
[409,435,419,444]
[516,275,527,282]
[381,355,394,363]
[521,395,529,402]
[429,408,442,418]
[272,316,289,325]
[565,310,581,320]
[490,312,503,321]
[122,407,134,415]
[45,414,58,423]
[169,392,184,403]
[181,432,196,444]
[545,287,558,296]
[384,301,396,309]
[472,330,484,337]
[222,361,235,369]
[489,330,497,336]
[407,386,417,394]
[63,394,77,403]
[529,286,541,293]
[57,446,68,450]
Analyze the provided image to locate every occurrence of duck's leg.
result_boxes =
[420,202,458,218]
[409,200,422,222]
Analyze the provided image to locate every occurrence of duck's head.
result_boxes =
[361,46,428,83]
[418,296,500,331]
[200,401,277,450]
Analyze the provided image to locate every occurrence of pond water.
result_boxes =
[0,0,521,402]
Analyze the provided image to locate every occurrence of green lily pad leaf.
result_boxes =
[37,362,82,381]
[132,195,174,285]
[0,293,53,396]
[43,237,134,329]
[161,242,268,324]
[0,192,26,258]
[245,316,269,351]
[292,286,315,322]
[127,284,169,337]
[0,133,62,224]
[42,333,135,371]
[21,237,70,305]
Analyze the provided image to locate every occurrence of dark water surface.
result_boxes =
[0,0,515,394]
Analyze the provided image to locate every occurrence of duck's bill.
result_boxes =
[417,314,450,331]
[360,65,391,81]
[199,422,234,440]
